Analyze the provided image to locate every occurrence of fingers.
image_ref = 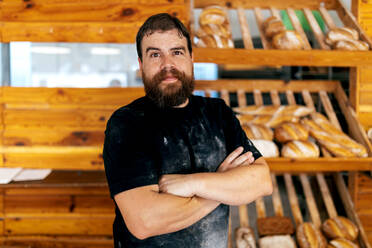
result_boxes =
[232,151,254,166]
[223,146,244,164]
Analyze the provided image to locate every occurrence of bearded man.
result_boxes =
[103,13,273,248]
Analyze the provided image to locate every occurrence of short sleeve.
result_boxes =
[221,102,262,160]
[103,110,158,198]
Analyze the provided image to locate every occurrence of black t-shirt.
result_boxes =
[103,95,262,248]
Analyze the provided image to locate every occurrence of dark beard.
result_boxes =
[142,67,194,108]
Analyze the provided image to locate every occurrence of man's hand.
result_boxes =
[217,146,255,172]
[158,174,197,198]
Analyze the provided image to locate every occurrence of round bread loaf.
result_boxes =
[333,40,369,51]
[274,122,309,143]
[251,140,279,158]
[322,216,358,241]
[325,27,359,46]
[327,238,359,248]
[264,19,286,39]
[296,222,327,248]
[272,30,305,50]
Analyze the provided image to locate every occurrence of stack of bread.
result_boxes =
[255,216,297,248]
[195,6,234,48]
[301,113,368,157]
[236,105,368,158]
[262,16,305,50]
[325,27,369,51]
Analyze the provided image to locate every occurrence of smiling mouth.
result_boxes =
[161,76,178,84]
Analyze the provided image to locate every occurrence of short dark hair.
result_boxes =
[136,13,192,61]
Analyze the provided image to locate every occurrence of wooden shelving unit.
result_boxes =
[191,0,372,66]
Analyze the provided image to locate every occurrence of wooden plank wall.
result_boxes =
[0,87,145,170]
[0,0,189,43]
[350,1,372,245]
[351,0,372,130]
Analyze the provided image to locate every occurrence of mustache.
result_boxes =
[153,68,185,84]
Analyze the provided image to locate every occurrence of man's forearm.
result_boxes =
[192,157,272,206]
[115,185,219,240]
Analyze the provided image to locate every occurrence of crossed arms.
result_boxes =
[114,146,273,240]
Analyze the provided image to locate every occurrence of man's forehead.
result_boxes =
[143,29,186,44]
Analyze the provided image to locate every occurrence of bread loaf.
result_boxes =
[263,17,286,39]
[259,235,297,248]
[301,115,368,158]
[322,216,358,241]
[235,227,257,248]
[257,216,294,236]
[274,122,309,143]
[327,238,359,248]
[233,105,313,117]
[196,34,234,48]
[199,5,228,26]
[237,114,300,128]
[333,40,369,51]
[296,222,327,248]
[242,124,273,140]
[325,27,359,46]
[325,27,369,51]
[281,140,320,158]
[251,140,279,157]
[272,30,305,50]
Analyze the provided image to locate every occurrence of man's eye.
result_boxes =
[150,53,159,58]
[174,50,183,55]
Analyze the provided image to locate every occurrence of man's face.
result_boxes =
[139,29,194,108]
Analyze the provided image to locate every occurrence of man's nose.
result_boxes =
[161,54,175,70]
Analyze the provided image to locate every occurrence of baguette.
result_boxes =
[242,123,273,140]
[301,115,368,157]
[233,105,313,117]
[322,216,359,241]
[325,27,359,46]
[274,122,309,143]
[327,238,359,248]
[235,227,257,248]
[281,140,320,158]
[296,222,327,248]
[237,114,299,128]
[333,40,369,51]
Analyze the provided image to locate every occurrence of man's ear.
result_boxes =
[138,57,143,73]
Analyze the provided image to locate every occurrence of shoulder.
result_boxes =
[191,95,227,110]
[106,97,148,134]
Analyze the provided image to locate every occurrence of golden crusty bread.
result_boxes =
[333,39,369,51]
[199,5,228,26]
[235,227,257,248]
[322,216,359,241]
[242,123,273,140]
[327,238,359,248]
[272,30,305,50]
[199,23,231,38]
[281,140,320,158]
[263,17,286,39]
[301,115,367,158]
[233,105,313,117]
[237,114,299,128]
[274,122,309,143]
[325,27,359,46]
[196,34,234,48]
[296,222,327,248]
[251,140,279,158]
